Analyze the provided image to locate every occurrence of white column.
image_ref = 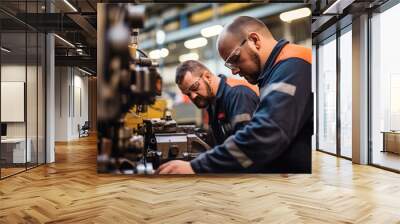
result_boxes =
[46,33,55,163]
[352,14,369,164]
[45,0,56,163]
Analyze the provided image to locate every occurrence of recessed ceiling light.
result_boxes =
[78,67,93,76]
[63,0,78,12]
[54,34,75,48]
[1,47,11,53]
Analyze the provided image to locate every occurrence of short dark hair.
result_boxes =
[175,60,210,85]
[225,16,272,40]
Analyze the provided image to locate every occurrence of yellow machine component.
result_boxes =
[190,3,254,24]
[124,99,168,130]
[164,21,180,32]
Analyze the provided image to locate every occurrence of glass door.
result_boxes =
[339,27,353,159]
[317,35,337,155]
[370,2,400,171]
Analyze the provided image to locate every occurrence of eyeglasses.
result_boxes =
[224,39,247,70]
[182,75,202,96]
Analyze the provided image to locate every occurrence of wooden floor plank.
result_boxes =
[0,135,400,223]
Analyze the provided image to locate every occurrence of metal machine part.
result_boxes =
[97,3,210,174]
[139,117,211,169]
[154,132,210,162]
[155,133,187,161]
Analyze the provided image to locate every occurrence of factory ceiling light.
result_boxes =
[63,0,78,12]
[160,48,169,58]
[1,47,11,53]
[54,34,75,48]
[201,24,223,38]
[279,7,311,23]
[149,48,169,60]
[149,49,161,59]
[179,52,199,62]
[141,4,305,50]
[156,30,166,45]
[184,37,208,49]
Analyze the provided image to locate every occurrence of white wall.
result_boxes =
[1,64,46,164]
[1,65,29,138]
[54,67,89,141]
[55,67,68,141]
[72,72,89,138]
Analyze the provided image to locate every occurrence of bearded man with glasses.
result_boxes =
[174,60,259,147]
[157,16,312,174]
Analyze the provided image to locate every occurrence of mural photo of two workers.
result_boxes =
[97,3,312,175]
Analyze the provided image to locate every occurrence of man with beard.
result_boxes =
[157,16,312,174]
[174,60,259,146]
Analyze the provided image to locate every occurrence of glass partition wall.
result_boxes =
[317,35,337,155]
[339,27,352,159]
[0,30,27,177]
[315,0,400,172]
[316,26,353,159]
[370,2,400,171]
[0,1,46,179]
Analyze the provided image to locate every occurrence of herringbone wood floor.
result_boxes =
[1,135,400,224]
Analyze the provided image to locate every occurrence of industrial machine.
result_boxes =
[97,3,211,174]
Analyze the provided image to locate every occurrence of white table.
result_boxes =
[1,138,32,163]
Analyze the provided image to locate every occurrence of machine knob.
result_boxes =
[168,144,179,158]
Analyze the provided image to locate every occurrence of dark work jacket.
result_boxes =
[191,39,313,173]
[207,75,259,146]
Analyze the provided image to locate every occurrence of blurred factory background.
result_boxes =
[136,3,311,125]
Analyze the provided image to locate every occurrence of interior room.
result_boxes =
[0,0,399,223]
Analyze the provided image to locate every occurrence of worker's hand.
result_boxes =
[156,160,195,174]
